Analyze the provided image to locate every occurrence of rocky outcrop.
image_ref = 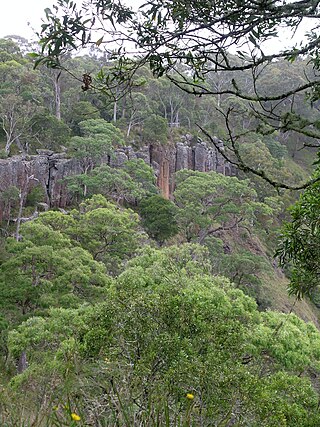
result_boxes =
[149,135,235,197]
[0,153,83,211]
[0,137,234,215]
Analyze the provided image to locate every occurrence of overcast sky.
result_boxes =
[0,0,141,40]
[0,0,312,53]
[0,0,53,39]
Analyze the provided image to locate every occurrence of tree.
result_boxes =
[14,170,39,241]
[5,244,320,425]
[276,163,320,299]
[141,113,169,145]
[236,137,307,198]
[123,159,157,195]
[37,0,320,189]
[0,221,109,319]
[0,40,56,155]
[0,186,19,226]
[205,237,271,306]
[64,100,101,135]
[139,195,179,244]
[72,202,143,274]
[67,119,125,195]
[36,195,145,275]
[0,94,37,155]
[0,38,22,62]
[174,170,272,244]
[122,91,152,138]
[29,111,71,151]
[68,159,157,204]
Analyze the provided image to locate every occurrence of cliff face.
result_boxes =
[0,137,234,214]
[0,152,82,213]
[150,135,235,197]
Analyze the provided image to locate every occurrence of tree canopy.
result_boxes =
[4,244,320,426]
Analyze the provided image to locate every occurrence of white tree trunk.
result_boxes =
[54,70,62,120]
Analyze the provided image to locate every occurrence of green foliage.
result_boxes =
[277,165,320,298]
[239,139,305,192]
[3,245,320,426]
[32,210,77,233]
[0,38,22,62]
[68,159,157,203]
[263,135,288,160]
[2,23,320,427]
[174,170,271,243]
[67,119,125,170]
[78,119,123,140]
[205,237,271,306]
[25,185,46,207]
[33,0,320,192]
[64,100,101,134]
[36,195,145,275]
[139,194,179,243]
[73,205,142,273]
[123,158,157,193]
[30,112,71,151]
[141,113,169,144]
[0,186,19,222]
[0,222,109,319]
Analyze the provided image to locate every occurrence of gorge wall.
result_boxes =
[0,136,235,216]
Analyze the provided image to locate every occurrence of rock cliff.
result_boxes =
[0,137,234,216]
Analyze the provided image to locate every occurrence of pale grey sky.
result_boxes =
[0,0,138,40]
[0,0,54,39]
[0,0,313,54]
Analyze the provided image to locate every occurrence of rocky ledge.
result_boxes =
[0,136,235,216]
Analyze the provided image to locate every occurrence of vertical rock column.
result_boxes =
[159,159,170,199]
[194,142,208,172]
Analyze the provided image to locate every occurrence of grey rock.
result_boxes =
[0,135,235,216]
[176,142,192,170]
[125,146,137,160]
[194,142,208,172]
[110,150,128,168]
[136,145,151,164]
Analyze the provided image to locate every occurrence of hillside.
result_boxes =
[1,29,320,426]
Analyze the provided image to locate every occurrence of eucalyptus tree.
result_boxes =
[0,221,109,320]
[174,170,272,244]
[35,195,145,275]
[67,118,125,195]
[277,163,320,299]
[5,245,320,426]
[68,159,157,204]
[139,194,179,244]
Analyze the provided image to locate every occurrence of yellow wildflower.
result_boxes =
[71,412,81,421]
[186,393,194,400]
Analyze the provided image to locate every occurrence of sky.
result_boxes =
[0,0,313,53]
[0,0,140,42]
[0,0,53,39]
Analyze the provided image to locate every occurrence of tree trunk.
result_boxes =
[15,173,38,241]
[15,189,25,241]
[15,136,26,154]
[113,100,117,122]
[54,70,62,120]
[17,350,28,373]
[127,119,132,138]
